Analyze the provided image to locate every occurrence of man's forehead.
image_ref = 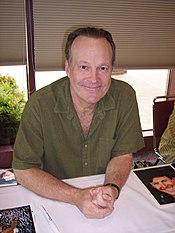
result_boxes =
[72,36,110,48]
[153,176,170,181]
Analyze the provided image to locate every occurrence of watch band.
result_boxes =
[104,183,120,199]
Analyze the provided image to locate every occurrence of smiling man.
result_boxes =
[150,176,175,198]
[65,34,113,138]
[12,27,144,219]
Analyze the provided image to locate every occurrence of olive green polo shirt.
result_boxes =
[12,77,144,179]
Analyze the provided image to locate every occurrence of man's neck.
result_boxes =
[72,97,96,138]
[71,94,96,114]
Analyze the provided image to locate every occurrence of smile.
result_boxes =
[83,85,101,89]
[165,185,174,191]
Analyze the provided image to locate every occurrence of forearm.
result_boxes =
[90,154,133,208]
[13,168,79,205]
[104,153,133,189]
[14,168,113,219]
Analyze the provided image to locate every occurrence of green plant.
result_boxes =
[0,74,26,145]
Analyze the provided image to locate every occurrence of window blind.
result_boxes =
[33,0,175,70]
[1,0,175,70]
[0,0,26,66]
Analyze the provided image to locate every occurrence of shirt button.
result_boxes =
[84,144,88,148]
[84,162,88,166]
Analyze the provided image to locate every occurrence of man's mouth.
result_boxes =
[83,85,101,89]
[163,185,175,194]
[166,185,174,191]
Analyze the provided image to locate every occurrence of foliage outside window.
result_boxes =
[0,75,26,145]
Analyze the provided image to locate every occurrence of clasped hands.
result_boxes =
[75,185,118,219]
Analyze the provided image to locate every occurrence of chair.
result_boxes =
[153,95,175,165]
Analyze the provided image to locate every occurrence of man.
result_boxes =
[159,102,175,163]
[150,175,175,198]
[12,27,144,219]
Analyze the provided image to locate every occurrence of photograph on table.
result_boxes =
[0,205,37,233]
[133,164,175,205]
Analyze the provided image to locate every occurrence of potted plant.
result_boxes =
[0,75,26,145]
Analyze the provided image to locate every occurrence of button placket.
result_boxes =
[82,142,89,175]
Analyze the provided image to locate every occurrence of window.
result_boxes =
[0,66,168,131]
[112,69,168,130]
[36,69,168,131]
[0,65,28,100]
[35,71,66,90]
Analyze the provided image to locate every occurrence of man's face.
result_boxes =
[65,36,113,107]
[150,176,175,197]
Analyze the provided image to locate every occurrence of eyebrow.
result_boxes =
[78,61,89,64]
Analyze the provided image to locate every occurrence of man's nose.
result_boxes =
[160,183,167,190]
[90,69,98,83]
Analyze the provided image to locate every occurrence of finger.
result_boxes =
[92,195,114,211]
[85,206,113,219]
[89,187,100,196]
[102,193,112,201]
[95,206,114,219]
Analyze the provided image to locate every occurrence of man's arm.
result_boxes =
[104,153,133,191]
[14,168,79,202]
[90,154,132,207]
[13,168,112,219]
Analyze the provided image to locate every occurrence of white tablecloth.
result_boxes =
[0,171,175,233]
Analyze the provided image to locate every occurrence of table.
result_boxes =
[0,171,174,233]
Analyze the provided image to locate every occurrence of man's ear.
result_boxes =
[65,60,69,77]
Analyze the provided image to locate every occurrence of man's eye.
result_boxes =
[80,65,88,70]
[99,66,108,72]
